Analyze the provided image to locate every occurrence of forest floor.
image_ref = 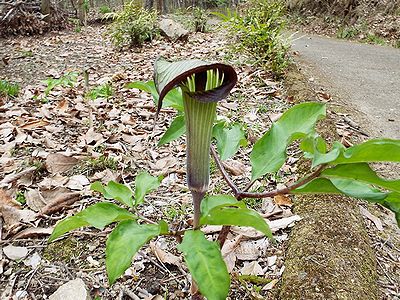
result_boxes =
[0,23,297,299]
[0,21,399,299]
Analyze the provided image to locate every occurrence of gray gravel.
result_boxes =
[291,34,400,139]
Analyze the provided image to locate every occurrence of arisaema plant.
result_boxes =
[49,57,400,300]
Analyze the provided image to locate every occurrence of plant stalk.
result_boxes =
[183,92,217,225]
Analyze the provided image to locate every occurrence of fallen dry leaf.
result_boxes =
[221,234,242,272]
[262,279,279,291]
[222,160,246,176]
[40,188,80,215]
[240,261,264,276]
[235,238,268,261]
[0,167,37,187]
[45,153,79,174]
[13,227,53,239]
[360,207,383,231]
[0,189,37,230]
[20,119,50,130]
[273,194,293,207]
[267,215,302,233]
[150,242,182,267]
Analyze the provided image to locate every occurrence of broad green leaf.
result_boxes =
[293,178,388,201]
[200,205,272,239]
[250,102,326,180]
[291,178,342,194]
[381,193,400,226]
[300,134,344,167]
[311,142,344,167]
[200,194,244,216]
[330,178,388,201]
[178,230,230,300]
[90,181,108,196]
[331,139,400,164]
[158,115,186,146]
[49,202,135,242]
[104,181,134,207]
[125,81,184,111]
[154,57,237,114]
[213,122,246,160]
[134,172,161,205]
[106,220,161,284]
[322,163,400,193]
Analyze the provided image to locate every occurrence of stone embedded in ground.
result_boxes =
[49,278,91,300]
[3,245,28,260]
[158,19,189,42]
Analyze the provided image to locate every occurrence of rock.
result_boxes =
[3,245,28,260]
[49,278,91,300]
[158,19,189,42]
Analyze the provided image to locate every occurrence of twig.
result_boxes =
[217,225,231,248]
[210,146,240,195]
[211,144,326,199]
[243,180,256,192]
[236,165,325,199]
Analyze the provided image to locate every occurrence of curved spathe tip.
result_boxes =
[154,57,237,115]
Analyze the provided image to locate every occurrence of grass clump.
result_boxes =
[77,155,118,176]
[107,2,159,48]
[0,80,20,98]
[99,5,112,14]
[217,0,289,76]
[86,83,113,100]
[337,25,360,39]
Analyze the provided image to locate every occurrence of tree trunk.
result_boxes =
[77,0,87,26]
[40,0,51,22]
[145,0,154,10]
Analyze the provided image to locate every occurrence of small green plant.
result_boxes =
[43,71,78,96]
[0,80,20,98]
[78,155,118,176]
[337,25,359,39]
[365,33,386,45]
[86,83,113,100]
[215,0,289,76]
[107,2,159,48]
[99,5,112,14]
[191,6,208,33]
[50,58,400,299]
[16,191,26,205]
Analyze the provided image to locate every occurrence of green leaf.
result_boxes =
[104,181,134,207]
[158,115,186,146]
[49,202,135,242]
[331,139,400,164]
[91,181,108,196]
[134,172,161,205]
[311,142,344,167]
[178,230,230,300]
[200,204,272,239]
[250,102,326,180]
[125,81,184,112]
[322,163,400,193]
[200,194,243,216]
[106,220,161,284]
[154,57,237,115]
[213,122,246,160]
[293,178,388,201]
[381,193,400,226]
[291,178,342,194]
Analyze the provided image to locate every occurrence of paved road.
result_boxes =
[291,34,400,139]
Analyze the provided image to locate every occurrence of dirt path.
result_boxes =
[291,33,400,139]
[289,34,400,299]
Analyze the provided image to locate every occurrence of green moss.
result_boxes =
[44,237,84,263]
